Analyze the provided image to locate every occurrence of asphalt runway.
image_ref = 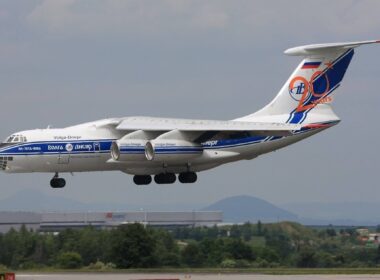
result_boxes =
[15,274,380,280]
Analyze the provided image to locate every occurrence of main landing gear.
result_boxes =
[178,172,197,183]
[133,175,152,185]
[50,173,66,188]
[133,172,197,185]
[154,173,176,184]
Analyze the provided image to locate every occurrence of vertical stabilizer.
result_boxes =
[237,40,380,125]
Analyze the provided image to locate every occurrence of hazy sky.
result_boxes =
[1,0,380,208]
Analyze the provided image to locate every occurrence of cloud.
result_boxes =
[24,0,380,48]
[26,0,230,36]
[26,0,76,31]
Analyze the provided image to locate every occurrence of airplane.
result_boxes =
[0,40,379,188]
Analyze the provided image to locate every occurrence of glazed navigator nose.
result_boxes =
[0,156,12,171]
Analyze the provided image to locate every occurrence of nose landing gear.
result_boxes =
[50,173,66,188]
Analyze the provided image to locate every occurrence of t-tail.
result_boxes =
[237,40,380,126]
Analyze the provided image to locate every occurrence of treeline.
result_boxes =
[0,222,380,270]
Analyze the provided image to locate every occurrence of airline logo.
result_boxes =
[289,71,331,112]
[289,79,309,101]
[65,143,73,152]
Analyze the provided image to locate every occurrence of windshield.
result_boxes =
[4,134,27,144]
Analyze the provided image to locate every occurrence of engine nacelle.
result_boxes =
[111,139,147,161]
[145,139,203,162]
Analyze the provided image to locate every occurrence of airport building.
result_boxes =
[0,211,223,233]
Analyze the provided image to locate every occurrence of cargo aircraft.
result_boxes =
[1,40,378,187]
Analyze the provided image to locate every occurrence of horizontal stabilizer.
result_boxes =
[285,39,380,56]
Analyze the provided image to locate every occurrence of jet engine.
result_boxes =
[145,139,203,162]
[110,139,147,161]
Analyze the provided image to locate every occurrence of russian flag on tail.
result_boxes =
[302,61,321,69]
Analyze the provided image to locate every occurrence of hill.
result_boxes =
[202,195,298,223]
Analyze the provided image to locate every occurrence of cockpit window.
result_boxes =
[4,134,27,143]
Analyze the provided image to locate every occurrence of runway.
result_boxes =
[15,273,380,280]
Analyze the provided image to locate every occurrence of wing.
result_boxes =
[116,116,301,135]
[103,116,304,163]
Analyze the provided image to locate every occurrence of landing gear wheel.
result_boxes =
[133,175,152,185]
[50,177,66,188]
[179,172,197,183]
[154,173,176,184]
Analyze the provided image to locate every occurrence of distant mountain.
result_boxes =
[202,195,298,223]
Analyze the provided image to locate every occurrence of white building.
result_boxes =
[0,211,223,233]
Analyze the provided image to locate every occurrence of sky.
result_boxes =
[1,0,380,209]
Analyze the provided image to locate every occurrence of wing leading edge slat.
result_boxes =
[116,116,301,132]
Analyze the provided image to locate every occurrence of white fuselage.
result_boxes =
[0,120,327,176]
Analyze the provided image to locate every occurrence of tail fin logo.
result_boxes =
[289,72,330,112]
[289,77,309,101]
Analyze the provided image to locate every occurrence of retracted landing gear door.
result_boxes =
[57,143,72,164]
[57,154,70,164]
